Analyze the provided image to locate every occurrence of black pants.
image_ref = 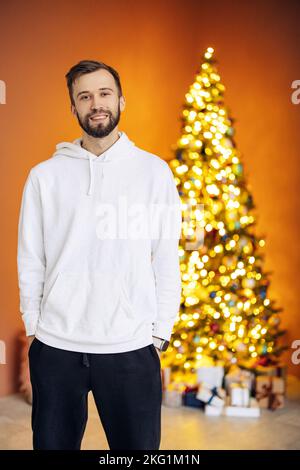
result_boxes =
[28,338,162,450]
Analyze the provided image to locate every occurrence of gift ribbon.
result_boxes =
[206,387,220,405]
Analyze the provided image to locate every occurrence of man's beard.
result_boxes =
[75,104,121,138]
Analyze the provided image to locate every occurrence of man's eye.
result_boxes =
[80,93,109,100]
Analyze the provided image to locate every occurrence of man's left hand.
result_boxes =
[154,346,161,359]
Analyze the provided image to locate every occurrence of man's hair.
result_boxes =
[65,60,123,105]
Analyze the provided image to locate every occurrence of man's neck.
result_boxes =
[81,128,120,157]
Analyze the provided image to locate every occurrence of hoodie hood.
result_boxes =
[52,131,135,196]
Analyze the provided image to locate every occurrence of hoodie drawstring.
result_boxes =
[87,154,94,196]
[82,352,90,367]
[53,132,135,197]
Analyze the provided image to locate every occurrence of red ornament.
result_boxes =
[254,356,271,367]
[210,323,219,333]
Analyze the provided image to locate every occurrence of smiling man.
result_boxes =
[71,63,124,152]
[17,60,182,450]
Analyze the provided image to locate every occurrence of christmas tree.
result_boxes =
[162,47,286,378]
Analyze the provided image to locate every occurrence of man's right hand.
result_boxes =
[28,335,35,348]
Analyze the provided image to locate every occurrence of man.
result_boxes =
[17,60,182,450]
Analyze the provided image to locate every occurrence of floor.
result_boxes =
[0,375,300,450]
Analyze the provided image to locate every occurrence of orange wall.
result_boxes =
[1,0,299,396]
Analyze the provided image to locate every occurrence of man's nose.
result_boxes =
[90,95,104,110]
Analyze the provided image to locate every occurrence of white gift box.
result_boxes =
[205,404,224,416]
[229,382,250,407]
[205,398,260,418]
[196,382,225,407]
[197,366,224,388]
[162,390,182,408]
[224,366,254,393]
[224,398,260,417]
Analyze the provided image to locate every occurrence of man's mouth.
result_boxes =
[90,113,109,122]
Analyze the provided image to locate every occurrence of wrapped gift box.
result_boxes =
[224,366,255,395]
[162,382,186,408]
[196,382,225,407]
[205,398,260,417]
[182,386,204,409]
[224,397,260,417]
[163,389,183,408]
[205,404,224,416]
[255,375,285,410]
[196,366,224,389]
[229,382,250,407]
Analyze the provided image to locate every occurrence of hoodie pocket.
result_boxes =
[40,270,137,341]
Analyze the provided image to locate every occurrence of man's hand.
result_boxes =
[154,346,161,359]
[28,335,35,349]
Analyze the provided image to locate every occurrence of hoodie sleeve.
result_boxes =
[151,162,182,341]
[17,170,46,336]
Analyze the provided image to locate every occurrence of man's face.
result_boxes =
[71,69,125,138]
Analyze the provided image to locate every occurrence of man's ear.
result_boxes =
[120,95,126,113]
[71,104,76,116]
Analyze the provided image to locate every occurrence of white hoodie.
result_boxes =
[17,131,182,353]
